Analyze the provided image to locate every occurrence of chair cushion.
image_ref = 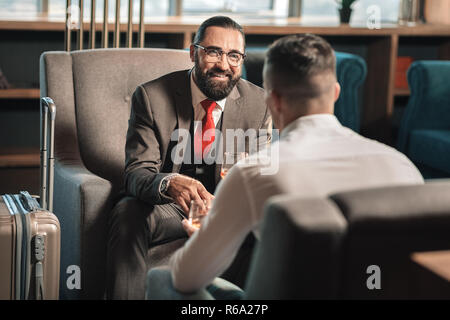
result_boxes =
[408,129,450,174]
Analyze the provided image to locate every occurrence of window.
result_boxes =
[182,0,273,14]
[0,0,168,20]
[0,0,281,19]
[50,0,168,20]
[0,0,401,24]
[0,0,39,16]
[301,0,400,25]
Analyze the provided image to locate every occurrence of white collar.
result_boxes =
[280,114,342,140]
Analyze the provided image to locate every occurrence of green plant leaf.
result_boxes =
[335,0,358,9]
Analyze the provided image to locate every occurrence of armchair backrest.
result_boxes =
[397,61,450,152]
[245,181,450,299]
[40,48,193,191]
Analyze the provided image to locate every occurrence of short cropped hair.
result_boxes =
[265,34,336,102]
[193,16,245,47]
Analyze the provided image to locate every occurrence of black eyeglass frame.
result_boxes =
[193,44,246,66]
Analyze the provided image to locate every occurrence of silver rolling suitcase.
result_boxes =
[0,98,60,300]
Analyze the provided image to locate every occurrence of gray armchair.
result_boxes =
[246,181,450,299]
[40,48,193,299]
[146,181,450,300]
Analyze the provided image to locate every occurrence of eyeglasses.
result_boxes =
[194,44,246,67]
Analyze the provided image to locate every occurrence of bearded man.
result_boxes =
[106,16,272,300]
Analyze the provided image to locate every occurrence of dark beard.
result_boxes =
[194,56,240,101]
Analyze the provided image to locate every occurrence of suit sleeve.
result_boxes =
[251,97,272,153]
[124,85,174,205]
[259,103,273,144]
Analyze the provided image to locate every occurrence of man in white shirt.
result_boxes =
[146,34,424,299]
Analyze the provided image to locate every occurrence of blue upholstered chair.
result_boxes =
[242,49,367,132]
[397,61,450,178]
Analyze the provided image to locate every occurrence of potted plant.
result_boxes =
[336,0,358,23]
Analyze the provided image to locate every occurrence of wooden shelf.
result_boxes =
[0,15,448,146]
[0,151,40,168]
[0,16,450,36]
[0,88,40,99]
[394,88,410,96]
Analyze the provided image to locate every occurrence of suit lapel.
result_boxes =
[172,70,193,173]
[215,85,242,184]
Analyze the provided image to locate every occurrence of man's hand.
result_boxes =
[167,175,214,214]
[182,219,198,237]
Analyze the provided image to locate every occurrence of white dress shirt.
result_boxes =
[169,114,424,293]
[190,72,226,133]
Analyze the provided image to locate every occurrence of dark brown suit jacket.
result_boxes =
[124,69,271,205]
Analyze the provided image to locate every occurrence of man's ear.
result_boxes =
[190,45,195,62]
[270,90,283,113]
[334,82,341,103]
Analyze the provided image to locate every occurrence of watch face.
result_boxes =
[160,180,167,192]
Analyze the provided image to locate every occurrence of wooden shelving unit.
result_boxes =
[1,18,448,129]
[0,16,449,146]
[0,148,40,168]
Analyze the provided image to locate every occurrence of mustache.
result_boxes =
[206,68,233,79]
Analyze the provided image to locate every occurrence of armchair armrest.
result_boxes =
[54,159,114,299]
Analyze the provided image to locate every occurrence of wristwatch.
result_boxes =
[159,177,171,195]
[159,174,178,197]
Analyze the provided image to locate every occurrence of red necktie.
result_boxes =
[200,99,216,157]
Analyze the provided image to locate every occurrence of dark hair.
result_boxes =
[193,16,245,47]
[265,34,336,101]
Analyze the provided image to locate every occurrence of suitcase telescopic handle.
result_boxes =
[40,97,56,212]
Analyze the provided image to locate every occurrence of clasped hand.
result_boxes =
[166,175,213,237]
[167,174,214,215]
